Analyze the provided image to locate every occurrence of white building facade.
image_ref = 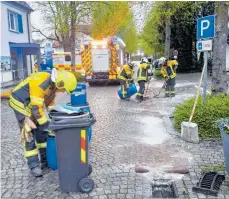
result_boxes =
[0,1,40,87]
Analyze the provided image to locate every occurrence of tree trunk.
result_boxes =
[70,1,76,71]
[165,18,171,59]
[63,43,71,52]
[211,2,229,96]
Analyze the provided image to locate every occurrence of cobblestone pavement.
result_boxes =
[1,73,229,199]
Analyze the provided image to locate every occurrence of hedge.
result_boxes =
[153,68,163,79]
[174,94,229,138]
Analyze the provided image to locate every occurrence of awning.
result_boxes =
[9,42,40,48]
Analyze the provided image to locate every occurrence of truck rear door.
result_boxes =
[92,49,109,72]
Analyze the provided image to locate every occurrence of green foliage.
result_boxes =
[201,164,226,173]
[174,94,229,138]
[91,2,138,53]
[153,69,163,79]
[140,1,214,72]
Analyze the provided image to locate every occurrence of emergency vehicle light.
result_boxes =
[91,40,107,46]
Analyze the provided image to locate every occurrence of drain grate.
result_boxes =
[192,172,225,196]
[152,181,178,198]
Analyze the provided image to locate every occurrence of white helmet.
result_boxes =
[158,57,166,65]
[141,57,148,63]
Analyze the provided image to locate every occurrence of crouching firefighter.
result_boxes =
[9,69,77,177]
[136,57,151,102]
[160,57,178,97]
[117,62,134,101]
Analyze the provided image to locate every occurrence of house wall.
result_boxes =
[0,2,31,84]
[1,2,30,56]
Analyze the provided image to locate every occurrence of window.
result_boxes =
[65,55,71,62]
[7,10,23,33]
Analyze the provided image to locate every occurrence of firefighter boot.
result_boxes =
[136,95,143,102]
[122,98,130,101]
[164,94,170,98]
[31,166,43,177]
[39,148,48,169]
[170,93,175,97]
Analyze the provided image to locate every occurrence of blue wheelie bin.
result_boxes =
[49,111,96,193]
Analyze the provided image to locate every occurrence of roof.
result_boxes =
[2,1,33,12]
[14,1,33,11]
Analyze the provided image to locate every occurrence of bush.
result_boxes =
[153,68,163,79]
[174,94,229,138]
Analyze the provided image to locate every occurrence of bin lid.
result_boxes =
[49,112,96,131]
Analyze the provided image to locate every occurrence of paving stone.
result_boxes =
[126,194,135,199]
[1,74,228,199]
[99,195,108,199]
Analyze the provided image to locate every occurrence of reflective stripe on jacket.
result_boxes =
[137,63,148,82]
[117,64,132,80]
[9,72,56,125]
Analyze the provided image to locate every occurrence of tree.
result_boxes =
[211,2,229,96]
[140,1,215,72]
[91,2,138,53]
[32,1,95,70]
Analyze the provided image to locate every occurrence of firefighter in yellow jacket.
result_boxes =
[117,62,134,101]
[160,57,178,97]
[136,57,151,102]
[9,69,77,177]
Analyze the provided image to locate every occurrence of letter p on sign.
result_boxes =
[197,15,215,40]
[201,20,210,36]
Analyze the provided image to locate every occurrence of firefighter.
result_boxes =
[34,63,39,73]
[136,57,151,102]
[9,69,77,177]
[160,57,178,97]
[117,62,134,101]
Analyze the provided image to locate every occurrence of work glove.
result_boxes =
[20,117,37,144]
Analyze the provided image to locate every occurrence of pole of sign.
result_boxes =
[203,51,208,103]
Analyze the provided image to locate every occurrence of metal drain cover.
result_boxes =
[192,172,225,196]
[152,181,178,198]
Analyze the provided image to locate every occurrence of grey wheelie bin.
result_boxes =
[49,111,96,193]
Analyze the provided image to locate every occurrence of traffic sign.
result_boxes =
[197,15,215,40]
[197,40,213,52]
[173,49,178,59]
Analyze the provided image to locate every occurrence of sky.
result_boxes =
[29,2,154,40]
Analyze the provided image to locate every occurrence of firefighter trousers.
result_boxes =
[136,80,145,100]
[119,79,128,98]
[14,110,48,169]
[165,77,176,96]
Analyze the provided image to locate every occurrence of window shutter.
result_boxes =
[17,14,23,33]
[7,12,10,29]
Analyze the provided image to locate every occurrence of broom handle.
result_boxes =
[189,62,207,122]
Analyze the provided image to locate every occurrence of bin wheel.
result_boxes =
[88,164,92,175]
[78,177,94,193]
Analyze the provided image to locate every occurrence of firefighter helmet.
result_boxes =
[141,57,148,63]
[128,62,134,69]
[54,70,77,94]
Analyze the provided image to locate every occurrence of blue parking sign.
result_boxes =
[197,15,215,40]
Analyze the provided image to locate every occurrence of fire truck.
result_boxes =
[52,52,84,75]
[81,36,126,85]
